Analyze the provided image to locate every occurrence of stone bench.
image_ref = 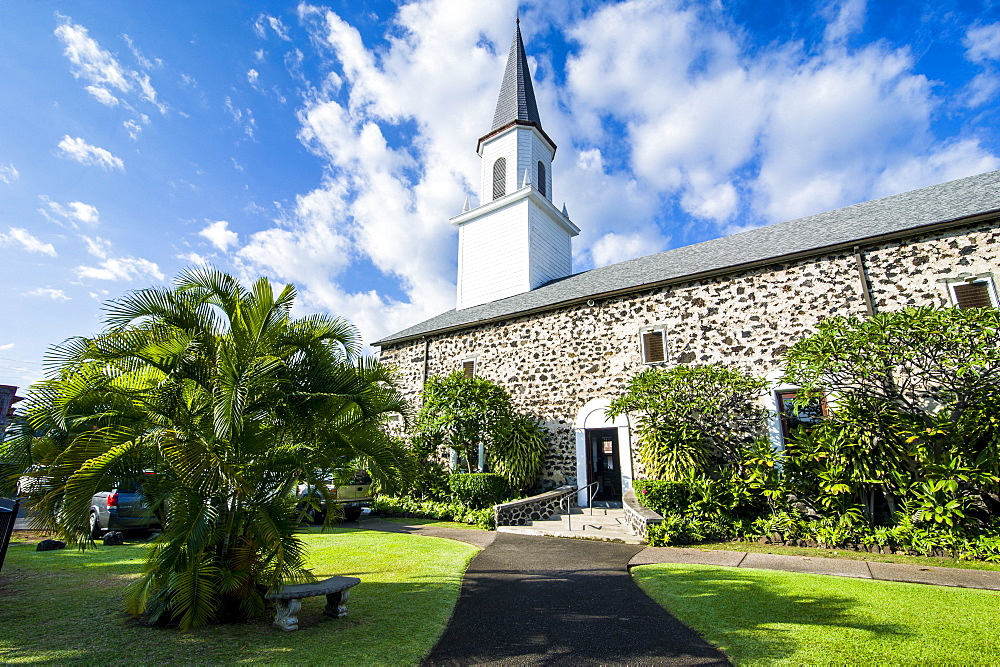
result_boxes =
[265,575,361,631]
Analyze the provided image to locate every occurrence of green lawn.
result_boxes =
[633,563,1000,665]
[0,527,478,664]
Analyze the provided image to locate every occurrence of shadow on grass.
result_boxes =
[633,565,912,664]
[0,543,466,664]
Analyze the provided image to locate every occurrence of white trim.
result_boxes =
[943,274,999,308]
[639,325,667,365]
[763,370,793,449]
[573,398,633,505]
[451,185,580,236]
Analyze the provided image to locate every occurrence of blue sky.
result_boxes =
[1,0,998,390]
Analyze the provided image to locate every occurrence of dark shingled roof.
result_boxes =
[376,170,1000,347]
[491,21,541,132]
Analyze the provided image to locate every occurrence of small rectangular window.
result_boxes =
[641,329,666,364]
[462,360,476,378]
[777,390,827,443]
[953,281,995,309]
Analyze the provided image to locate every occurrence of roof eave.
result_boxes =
[476,120,557,156]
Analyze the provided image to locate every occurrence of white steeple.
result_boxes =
[451,20,579,311]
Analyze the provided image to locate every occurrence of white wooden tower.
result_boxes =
[451,20,580,310]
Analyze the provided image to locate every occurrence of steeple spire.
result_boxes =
[490,21,541,132]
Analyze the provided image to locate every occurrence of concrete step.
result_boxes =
[497,508,644,544]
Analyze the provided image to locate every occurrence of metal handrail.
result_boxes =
[558,491,574,531]
[583,481,600,515]
[557,482,601,531]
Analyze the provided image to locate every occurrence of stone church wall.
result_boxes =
[379,217,1000,490]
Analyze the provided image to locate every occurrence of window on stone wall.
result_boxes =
[462,359,476,378]
[537,161,546,198]
[951,278,997,309]
[640,327,667,364]
[492,158,506,200]
[776,389,827,443]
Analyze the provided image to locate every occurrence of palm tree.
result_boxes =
[10,267,409,629]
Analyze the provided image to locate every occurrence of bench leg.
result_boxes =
[273,598,302,631]
[323,589,350,618]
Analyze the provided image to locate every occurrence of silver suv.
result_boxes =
[89,478,161,537]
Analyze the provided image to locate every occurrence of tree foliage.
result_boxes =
[416,372,545,490]
[782,306,1000,522]
[2,267,409,629]
[606,364,770,480]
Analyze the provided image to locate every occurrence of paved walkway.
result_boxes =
[630,546,1000,591]
[423,532,727,665]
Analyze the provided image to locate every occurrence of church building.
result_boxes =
[376,22,1000,501]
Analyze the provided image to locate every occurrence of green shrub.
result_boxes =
[490,414,547,490]
[371,495,495,530]
[634,480,690,515]
[448,473,510,508]
[646,515,736,546]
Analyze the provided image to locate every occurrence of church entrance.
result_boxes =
[585,428,622,502]
[574,398,633,507]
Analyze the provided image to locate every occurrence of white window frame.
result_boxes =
[945,273,999,308]
[639,326,667,365]
[462,354,479,378]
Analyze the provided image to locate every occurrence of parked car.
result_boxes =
[14,464,46,497]
[89,477,161,538]
[297,470,372,523]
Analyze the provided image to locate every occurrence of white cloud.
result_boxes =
[43,198,100,227]
[247,68,259,85]
[81,235,112,258]
[0,227,57,256]
[57,135,124,171]
[821,0,867,45]
[55,18,132,93]
[85,84,119,106]
[25,288,70,301]
[965,22,1000,62]
[753,45,937,221]
[176,252,208,265]
[0,163,18,184]
[254,14,291,40]
[0,343,13,351]
[123,119,143,140]
[873,139,1000,197]
[54,17,166,116]
[224,98,257,139]
[590,231,668,267]
[122,33,162,70]
[198,220,239,251]
[76,257,164,282]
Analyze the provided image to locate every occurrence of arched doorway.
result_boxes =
[573,398,633,506]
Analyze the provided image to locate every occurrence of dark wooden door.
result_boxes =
[585,428,622,502]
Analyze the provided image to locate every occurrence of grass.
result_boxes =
[0,526,478,664]
[693,540,1000,572]
[633,562,1000,665]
